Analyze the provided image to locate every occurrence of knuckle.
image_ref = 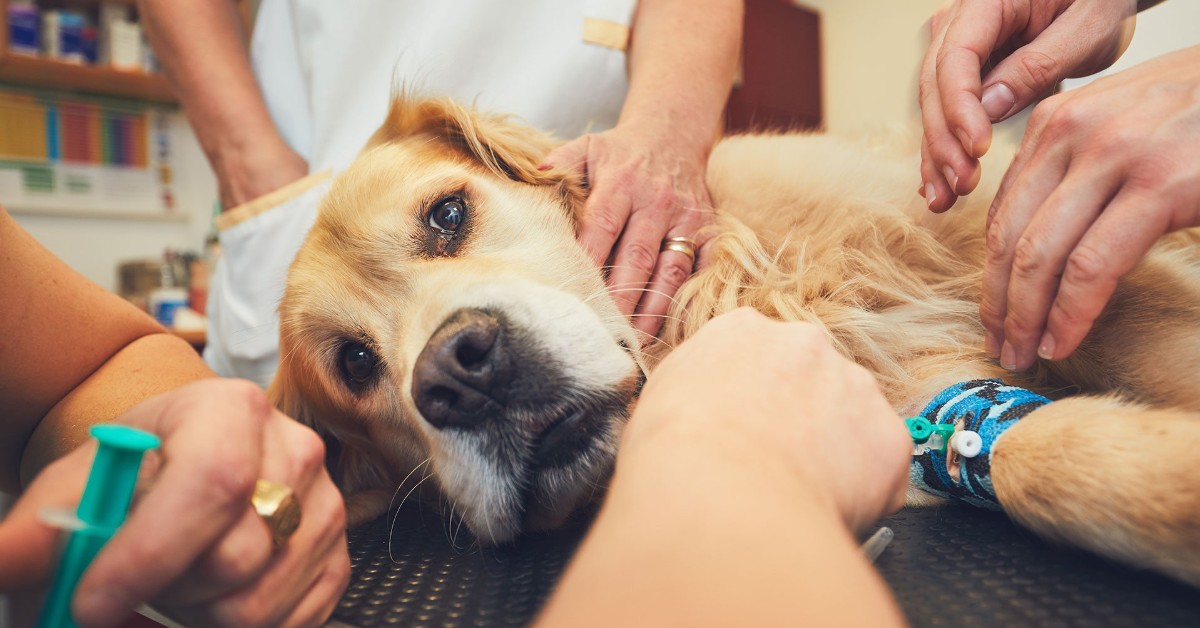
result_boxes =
[1126,155,1175,191]
[1026,95,1060,131]
[984,217,1013,260]
[710,306,756,331]
[1047,291,1097,332]
[587,210,624,242]
[656,259,692,289]
[1044,98,1089,139]
[328,496,348,533]
[203,455,258,507]
[315,481,348,535]
[1090,127,1132,155]
[931,46,954,77]
[847,362,879,392]
[1063,244,1108,286]
[727,306,761,323]
[288,425,328,476]
[790,322,830,352]
[1003,305,1041,341]
[619,240,659,274]
[978,299,1005,331]
[607,162,636,187]
[1012,50,1059,94]
[218,379,273,424]
[650,184,676,212]
[1009,235,1046,278]
[208,536,271,585]
[917,72,939,104]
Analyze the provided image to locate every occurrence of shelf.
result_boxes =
[0,53,176,103]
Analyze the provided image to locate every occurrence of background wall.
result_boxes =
[9,112,218,292]
[11,2,1200,294]
[797,0,1200,139]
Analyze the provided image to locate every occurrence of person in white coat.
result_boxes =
[139,0,743,386]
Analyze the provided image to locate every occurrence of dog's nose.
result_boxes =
[412,308,510,430]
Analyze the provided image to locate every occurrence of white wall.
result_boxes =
[1063,2,1200,87]
[9,112,218,292]
[798,0,1200,136]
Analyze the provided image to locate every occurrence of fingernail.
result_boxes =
[537,163,551,171]
[984,331,1000,357]
[918,182,927,198]
[955,127,973,155]
[924,183,937,208]
[1038,332,1056,360]
[1000,341,1016,371]
[981,83,1016,121]
[942,165,959,193]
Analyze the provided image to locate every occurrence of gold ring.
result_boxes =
[252,479,302,546]
[660,236,697,263]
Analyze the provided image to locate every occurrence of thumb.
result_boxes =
[540,135,591,175]
[0,453,90,591]
[981,12,1133,122]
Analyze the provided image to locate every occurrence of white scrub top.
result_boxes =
[206,0,637,385]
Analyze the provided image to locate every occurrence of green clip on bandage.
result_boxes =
[39,424,160,628]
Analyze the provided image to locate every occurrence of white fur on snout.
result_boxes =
[419,278,635,544]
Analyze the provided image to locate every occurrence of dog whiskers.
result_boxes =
[444,499,463,550]
[450,500,470,549]
[387,457,433,563]
[606,286,688,310]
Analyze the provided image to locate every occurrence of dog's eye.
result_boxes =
[339,342,379,389]
[427,197,466,235]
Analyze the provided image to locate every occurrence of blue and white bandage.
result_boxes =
[909,379,1050,509]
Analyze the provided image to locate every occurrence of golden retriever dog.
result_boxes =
[270,96,1200,587]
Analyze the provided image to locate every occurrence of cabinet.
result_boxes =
[0,0,175,102]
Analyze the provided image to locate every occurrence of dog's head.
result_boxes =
[270,97,643,544]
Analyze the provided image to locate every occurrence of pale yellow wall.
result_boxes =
[797,0,942,134]
[799,0,1200,135]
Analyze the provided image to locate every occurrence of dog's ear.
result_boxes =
[368,95,589,213]
[267,361,315,429]
[267,360,346,480]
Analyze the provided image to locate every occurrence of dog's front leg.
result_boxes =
[992,396,1200,588]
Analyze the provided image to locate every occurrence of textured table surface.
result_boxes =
[335,503,1200,626]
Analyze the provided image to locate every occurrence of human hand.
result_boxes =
[624,308,911,534]
[919,0,1137,212]
[542,121,716,340]
[980,45,1200,370]
[0,379,349,627]
[213,138,309,210]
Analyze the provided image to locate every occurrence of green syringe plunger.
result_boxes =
[38,424,160,628]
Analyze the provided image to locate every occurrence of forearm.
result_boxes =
[538,428,906,627]
[621,0,742,155]
[137,0,296,197]
[19,333,215,486]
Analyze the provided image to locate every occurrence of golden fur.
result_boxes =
[272,96,1200,585]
